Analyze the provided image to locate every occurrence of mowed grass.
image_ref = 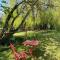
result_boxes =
[0,30,60,60]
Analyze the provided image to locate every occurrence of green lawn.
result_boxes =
[0,30,60,60]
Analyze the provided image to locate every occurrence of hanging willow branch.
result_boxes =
[2,0,34,33]
[12,9,31,32]
[12,0,38,32]
[2,1,24,33]
[2,0,47,34]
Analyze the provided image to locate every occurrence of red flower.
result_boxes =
[10,43,20,60]
[10,43,27,60]
[14,52,20,60]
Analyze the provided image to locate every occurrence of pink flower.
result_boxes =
[30,40,39,46]
[22,40,39,56]
[10,43,27,60]
[9,43,17,53]
[22,40,31,46]
[14,52,20,60]
[19,51,27,60]
[29,48,33,56]
[22,40,39,47]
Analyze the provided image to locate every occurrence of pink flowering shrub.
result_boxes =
[10,40,39,60]
[22,40,39,56]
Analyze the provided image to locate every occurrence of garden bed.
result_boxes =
[0,30,60,60]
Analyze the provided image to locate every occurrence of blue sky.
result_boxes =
[0,0,2,2]
[0,0,2,6]
[0,0,10,16]
[0,0,10,11]
[0,0,3,11]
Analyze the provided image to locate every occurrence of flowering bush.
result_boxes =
[22,40,39,57]
[10,40,39,60]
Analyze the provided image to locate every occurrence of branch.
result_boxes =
[12,9,31,32]
[2,1,24,33]
[12,0,38,32]
[2,0,38,34]
[9,14,20,32]
[9,10,24,32]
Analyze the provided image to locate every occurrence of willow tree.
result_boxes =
[0,0,56,37]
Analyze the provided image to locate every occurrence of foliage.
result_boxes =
[0,31,60,60]
[0,0,60,60]
[2,0,60,34]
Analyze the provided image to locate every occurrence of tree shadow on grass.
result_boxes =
[0,49,14,60]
